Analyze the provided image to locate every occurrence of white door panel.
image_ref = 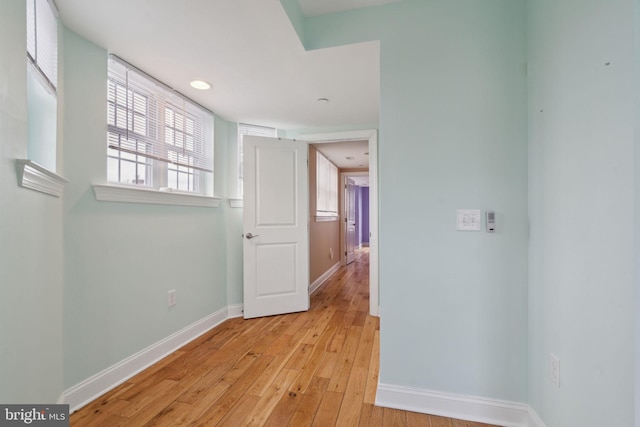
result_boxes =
[243,136,309,319]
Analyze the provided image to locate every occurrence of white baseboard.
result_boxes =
[63,306,229,413]
[227,304,244,318]
[309,262,341,295]
[376,383,544,427]
[527,406,548,427]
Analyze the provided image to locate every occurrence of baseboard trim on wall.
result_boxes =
[527,406,548,427]
[376,383,542,427]
[63,306,229,413]
[227,304,244,318]
[309,262,341,295]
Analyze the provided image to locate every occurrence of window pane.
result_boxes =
[107,157,119,182]
[120,160,137,184]
[178,172,188,191]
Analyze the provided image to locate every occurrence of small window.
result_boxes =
[316,152,338,217]
[107,56,214,195]
[238,123,277,196]
[27,0,58,91]
[26,0,58,172]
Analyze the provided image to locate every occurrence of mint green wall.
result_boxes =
[528,0,636,425]
[62,29,231,386]
[305,0,529,401]
[0,0,64,403]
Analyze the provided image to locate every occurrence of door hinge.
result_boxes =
[345,251,347,256]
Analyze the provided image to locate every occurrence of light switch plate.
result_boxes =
[457,209,481,231]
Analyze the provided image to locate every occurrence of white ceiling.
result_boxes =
[297,0,403,17]
[55,0,380,131]
[314,140,369,169]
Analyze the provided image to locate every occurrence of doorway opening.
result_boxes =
[303,129,379,317]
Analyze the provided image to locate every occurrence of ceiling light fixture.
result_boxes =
[317,97,329,103]
[190,80,211,90]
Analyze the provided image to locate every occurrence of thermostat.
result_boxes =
[486,211,496,233]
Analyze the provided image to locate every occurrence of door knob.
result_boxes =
[245,232,259,239]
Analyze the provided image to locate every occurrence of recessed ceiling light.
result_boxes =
[190,80,211,90]
[317,97,329,103]
[364,152,369,155]
[345,156,355,160]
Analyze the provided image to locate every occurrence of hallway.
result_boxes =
[71,249,497,426]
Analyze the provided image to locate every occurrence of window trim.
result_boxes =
[92,183,221,208]
[16,159,68,197]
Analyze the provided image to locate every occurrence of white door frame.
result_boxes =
[340,171,369,266]
[300,129,379,317]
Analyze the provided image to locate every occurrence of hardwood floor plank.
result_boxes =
[429,414,454,427]
[70,249,500,427]
[311,391,343,427]
[294,376,330,418]
[406,410,432,426]
[334,366,367,426]
[327,325,363,393]
[190,354,274,425]
[215,394,260,427]
[383,407,407,427]
[242,368,300,426]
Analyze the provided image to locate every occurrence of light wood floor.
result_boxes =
[71,249,499,426]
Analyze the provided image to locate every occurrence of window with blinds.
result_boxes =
[316,152,338,217]
[238,123,277,196]
[107,56,214,194]
[27,0,58,92]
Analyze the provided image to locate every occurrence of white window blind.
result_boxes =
[238,123,277,196]
[316,152,338,216]
[27,0,58,91]
[107,55,213,193]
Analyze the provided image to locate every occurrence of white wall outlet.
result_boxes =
[168,289,176,307]
[549,353,560,387]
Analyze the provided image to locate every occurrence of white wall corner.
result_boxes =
[227,304,244,318]
[375,383,531,427]
[16,159,68,197]
[309,262,340,295]
[63,306,230,413]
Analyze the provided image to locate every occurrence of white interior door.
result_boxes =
[345,178,356,264]
[243,136,309,319]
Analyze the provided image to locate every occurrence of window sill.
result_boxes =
[16,159,69,197]
[228,198,243,208]
[315,215,339,222]
[92,184,221,208]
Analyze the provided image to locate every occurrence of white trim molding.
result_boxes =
[376,383,547,427]
[16,159,68,197]
[527,407,548,427]
[315,215,339,222]
[228,198,243,208]
[309,262,340,294]
[227,304,244,318]
[92,184,221,208]
[63,307,229,413]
